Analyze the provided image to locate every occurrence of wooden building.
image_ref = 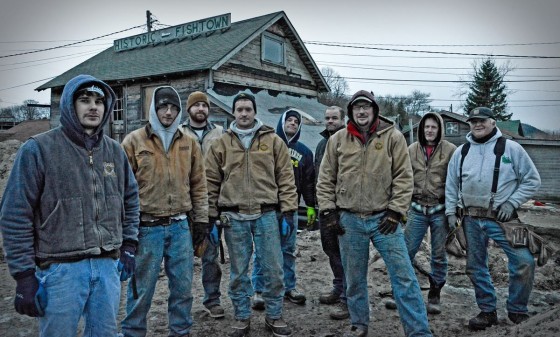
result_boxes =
[37,11,330,148]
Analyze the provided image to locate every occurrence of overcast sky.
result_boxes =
[1,0,559,130]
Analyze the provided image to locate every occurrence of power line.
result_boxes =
[0,77,56,91]
[305,40,560,48]
[344,77,560,83]
[0,24,144,59]
[316,62,560,78]
[306,41,560,59]
[317,60,560,71]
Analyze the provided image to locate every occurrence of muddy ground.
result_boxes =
[0,139,559,337]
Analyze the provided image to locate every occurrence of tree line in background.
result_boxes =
[0,99,50,123]
[319,57,513,123]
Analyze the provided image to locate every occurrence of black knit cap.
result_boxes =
[284,109,301,123]
[232,92,257,114]
[154,87,180,109]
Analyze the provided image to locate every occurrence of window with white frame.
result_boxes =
[445,121,459,136]
[262,32,285,66]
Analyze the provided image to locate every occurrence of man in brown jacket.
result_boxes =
[205,92,298,337]
[120,86,209,337]
[385,112,456,314]
[182,91,226,319]
[317,90,432,337]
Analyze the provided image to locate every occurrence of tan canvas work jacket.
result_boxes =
[317,120,413,216]
[121,124,208,222]
[205,125,298,217]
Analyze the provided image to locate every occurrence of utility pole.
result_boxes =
[146,10,153,32]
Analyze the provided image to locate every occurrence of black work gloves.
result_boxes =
[447,215,458,234]
[379,209,401,235]
[192,222,210,247]
[320,209,344,235]
[118,243,136,282]
[14,270,45,317]
[280,211,295,237]
[497,201,515,222]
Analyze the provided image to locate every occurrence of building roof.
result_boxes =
[37,11,328,92]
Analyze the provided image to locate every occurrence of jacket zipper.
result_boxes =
[89,150,101,245]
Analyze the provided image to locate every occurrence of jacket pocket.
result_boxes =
[38,198,85,254]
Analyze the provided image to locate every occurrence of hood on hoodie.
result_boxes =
[276,109,302,145]
[417,112,444,146]
[149,86,183,152]
[59,74,116,148]
[346,90,380,124]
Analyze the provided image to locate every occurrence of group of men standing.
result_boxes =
[0,73,542,337]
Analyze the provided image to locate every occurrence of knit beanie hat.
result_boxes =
[154,87,180,109]
[284,109,301,123]
[232,92,257,114]
[186,91,210,111]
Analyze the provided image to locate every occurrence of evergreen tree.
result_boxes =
[464,58,512,121]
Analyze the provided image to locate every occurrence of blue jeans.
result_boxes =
[338,211,432,336]
[35,258,120,337]
[121,219,194,337]
[252,212,298,292]
[319,214,346,302]
[404,209,448,286]
[202,227,222,307]
[223,211,284,320]
[463,216,535,314]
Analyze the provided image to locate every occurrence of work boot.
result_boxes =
[468,311,498,330]
[251,292,265,311]
[426,278,444,315]
[329,301,349,320]
[265,316,292,337]
[228,319,250,337]
[384,290,397,310]
[508,312,530,324]
[343,325,368,337]
[285,288,306,305]
[203,303,225,318]
[319,288,341,304]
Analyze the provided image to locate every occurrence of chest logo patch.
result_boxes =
[103,162,116,177]
[259,144,269,151]
[375,142,383,150]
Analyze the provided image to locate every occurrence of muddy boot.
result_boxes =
[228,319,250,337]
[508,312,530,324]
[384,290,397,310]
[426,278,444,315]
[468,311,498,330]
[265,317,292,337]
[329,301,349,320]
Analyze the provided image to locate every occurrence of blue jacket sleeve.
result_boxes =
[120,148,140,246]
[0,140,44,278]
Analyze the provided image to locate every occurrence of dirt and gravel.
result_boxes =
[1,139,559,337]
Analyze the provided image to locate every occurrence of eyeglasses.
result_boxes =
[352,104,372,112]
[157,104,179,114]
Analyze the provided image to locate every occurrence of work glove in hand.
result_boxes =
[320,209,344,235]
[307,207,317,226]
[379,209,401,235]
[14,271,43,317]
[447,215,458,234]
[497,201,515,222]
[192,222,209,247]
[280,211,295,237]
[209,224,219,246]
[118,243,136,282]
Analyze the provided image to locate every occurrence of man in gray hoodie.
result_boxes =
[445,107,541,330]
[0,74,140,336]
